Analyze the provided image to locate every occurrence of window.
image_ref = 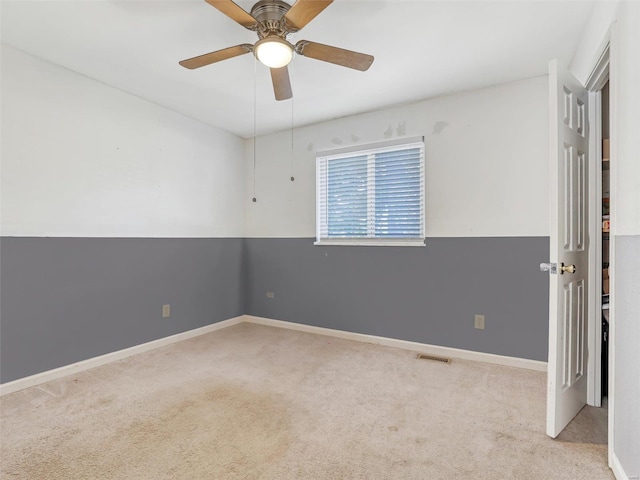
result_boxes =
[316,139,425,246]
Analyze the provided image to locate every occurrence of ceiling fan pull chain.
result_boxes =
[290,67,295,182]
[253,56,258,202]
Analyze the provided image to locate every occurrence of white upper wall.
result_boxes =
[611,1,640,237]
[570,1,619,85]
[244,76,549,238]
[570,0,640,236]
[1,46,245,238]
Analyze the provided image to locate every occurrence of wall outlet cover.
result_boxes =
[474,314,485,330]
[162,304,171,318]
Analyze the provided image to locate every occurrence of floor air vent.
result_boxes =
[416,353,451,364]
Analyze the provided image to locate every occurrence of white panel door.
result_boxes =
[547,59,590,438]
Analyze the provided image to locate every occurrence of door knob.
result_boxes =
[560,263,576,274]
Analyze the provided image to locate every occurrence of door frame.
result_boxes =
[583,23,617,470]
[585,41,609,409]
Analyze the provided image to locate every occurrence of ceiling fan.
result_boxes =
[179,0,374,101]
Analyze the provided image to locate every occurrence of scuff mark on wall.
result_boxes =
[432,121,449,135]
[396,121,406,136]
[384,125,393,138]
[307,142,314,152]
[332,137,343,145]
[351,134,360,143]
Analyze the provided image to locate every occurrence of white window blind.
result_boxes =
[316,140,425,246]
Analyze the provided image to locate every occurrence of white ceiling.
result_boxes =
[1,0,594,138]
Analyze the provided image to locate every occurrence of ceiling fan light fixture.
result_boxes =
[254,36,294,68]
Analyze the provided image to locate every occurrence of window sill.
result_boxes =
[314,240,426,247]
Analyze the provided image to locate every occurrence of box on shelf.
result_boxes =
[603,238,610,263]
[603,139,610,160]
[603,267,610,294]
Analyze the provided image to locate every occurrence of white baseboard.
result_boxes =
[1,314,547,396]
[244,315,548,372]
[611,451,631,480]
[0,316,244,396]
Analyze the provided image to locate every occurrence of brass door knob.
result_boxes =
[560,263,576,274]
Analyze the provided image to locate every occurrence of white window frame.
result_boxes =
[315,137,425,247]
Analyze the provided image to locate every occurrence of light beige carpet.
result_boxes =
[1,323,612,479]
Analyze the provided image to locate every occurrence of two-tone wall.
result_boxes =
[0,46,246,383]
[243,76,551,361]
[571,2,640,477]
[1,48,551,386]
[610,3,640,475]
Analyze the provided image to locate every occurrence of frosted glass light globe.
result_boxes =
[255,37,293,68]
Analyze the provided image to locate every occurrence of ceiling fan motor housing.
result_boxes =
[251,0,292,33]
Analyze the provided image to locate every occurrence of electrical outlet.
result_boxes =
[266,292,275,299]
[162,304,171,318]
[474,314,485,330]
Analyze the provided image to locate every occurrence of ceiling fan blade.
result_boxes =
[270,66,292,101]
[205,0,257,29]
[296,41,374,71]
[179,44,252,69]
[284,0,333,31]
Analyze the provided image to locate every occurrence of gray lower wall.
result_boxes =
[0,237,244,383]
[1,236,550,384]
[244,237,550,361]
[613,235,640,478]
